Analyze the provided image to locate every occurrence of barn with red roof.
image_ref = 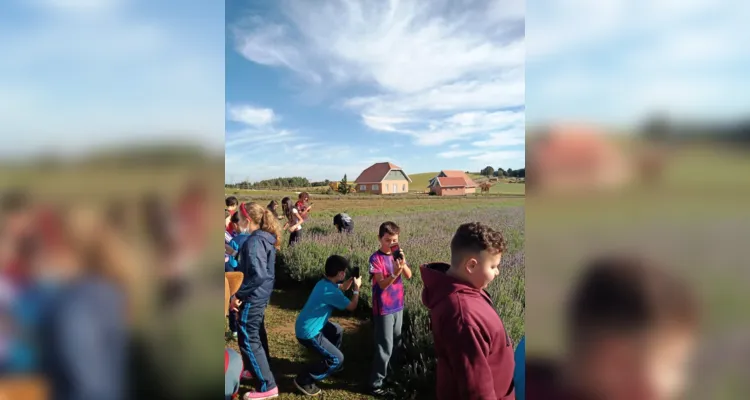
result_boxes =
[354,162,412,195]
[428,170,478,196]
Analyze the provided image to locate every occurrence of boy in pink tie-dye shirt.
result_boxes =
[367,221,412,397]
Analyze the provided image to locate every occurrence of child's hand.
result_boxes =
[230,297,242,312]
[353,276,362,290]
[393,260,404,276]
[398,251,407,267]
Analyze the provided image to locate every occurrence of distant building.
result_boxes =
[428,170,478,196]
[354,162,412,194]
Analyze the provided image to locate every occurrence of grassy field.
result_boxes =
[225,171,526,197]
[489,180,526,195]
[228,195,525,399]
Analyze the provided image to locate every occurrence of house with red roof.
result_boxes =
[354,162,412,195]
[428,170,478,196]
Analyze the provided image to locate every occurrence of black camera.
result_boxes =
[350,266,361,278]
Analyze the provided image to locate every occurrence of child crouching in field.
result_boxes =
[420,222,515,399]
[525,255,699,400]
[293,255,362,396]
[368,221,411,396]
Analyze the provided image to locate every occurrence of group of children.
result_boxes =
[222,189,519,399]
[223,193,700,400]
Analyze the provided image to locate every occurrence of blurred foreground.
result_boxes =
[0,146,224,400]
[526,125,750,399]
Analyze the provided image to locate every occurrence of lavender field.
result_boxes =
[275,206,525,394]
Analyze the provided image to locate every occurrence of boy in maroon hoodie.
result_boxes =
[525,255,699,400]
[420,222,515,400]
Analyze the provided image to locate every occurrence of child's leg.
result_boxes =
[321,321,343,349]
[391,310,404,367]
[228,310,238,334]
[296,333,345,386]
[225,349,243,400]
[369,313,395,389]
[237,301,276,392]
[260,316,270,358]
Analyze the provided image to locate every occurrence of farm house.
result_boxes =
[428,170,478,195]
[354,162,412,194]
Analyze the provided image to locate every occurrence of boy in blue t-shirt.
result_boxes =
[293,255,362,396]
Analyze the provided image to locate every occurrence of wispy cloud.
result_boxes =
[230,0,525,151]
[227,104,276,127]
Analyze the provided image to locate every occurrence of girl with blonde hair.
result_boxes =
[229,202,281,399]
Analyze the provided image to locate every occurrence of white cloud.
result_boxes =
[227,104,276,126]
[233,0,524,94]
[230,0,525,154]
[360,109,525,146]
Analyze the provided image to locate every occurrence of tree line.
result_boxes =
[225,177,333,189]
[479,166,525,178]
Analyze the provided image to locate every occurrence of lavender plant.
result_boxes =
[276,207,525,397]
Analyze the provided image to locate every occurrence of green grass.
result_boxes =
[490,181,526,195]
[407,172,439,191]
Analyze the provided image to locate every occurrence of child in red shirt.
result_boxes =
[420,222,515,400]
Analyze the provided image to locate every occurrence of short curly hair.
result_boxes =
[450,222,506,266]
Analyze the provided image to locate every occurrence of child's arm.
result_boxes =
[327,277,361,312]
[339,277,354,291]
[344,277,362,311]
[373,273,400,290]
[399,253,413,279]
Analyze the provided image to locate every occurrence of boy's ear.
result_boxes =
[465,257,478,273]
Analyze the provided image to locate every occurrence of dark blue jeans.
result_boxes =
[296,321,344,386]
[238,300,275,392]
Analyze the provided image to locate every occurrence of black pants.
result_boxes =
[289,230,302,246]
[296,322,344,385]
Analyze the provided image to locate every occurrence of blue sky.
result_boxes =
[225,0,525,183]
[0,0,224,158]
[526,0,750,128]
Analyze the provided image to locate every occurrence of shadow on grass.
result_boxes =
[268,288,309,312]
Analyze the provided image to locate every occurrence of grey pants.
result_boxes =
[369,310,404,388]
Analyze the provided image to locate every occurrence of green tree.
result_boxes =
[495,168,507,177]
[481,166,495,176]
[338,174,351,195]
